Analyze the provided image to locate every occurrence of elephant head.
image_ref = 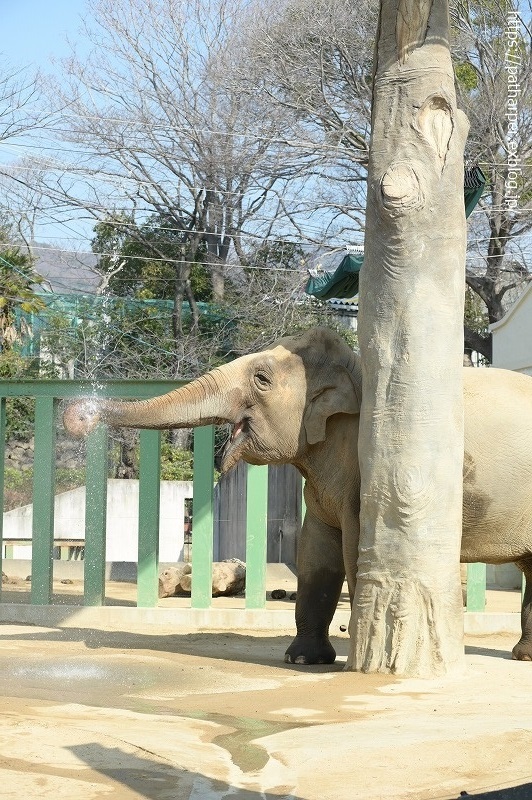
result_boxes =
[63,327,361,473]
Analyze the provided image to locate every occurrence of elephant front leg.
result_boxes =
[285,513,344,665]
[513,557,532,662]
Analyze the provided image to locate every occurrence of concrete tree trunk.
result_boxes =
[350,0,469,675]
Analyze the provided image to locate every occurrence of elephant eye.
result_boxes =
[254,371,272,390]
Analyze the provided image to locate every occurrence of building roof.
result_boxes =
[489,280,532,333]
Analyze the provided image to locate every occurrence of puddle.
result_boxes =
[186,711,311,772]
[0,654,169,706]
[0,652,282,719]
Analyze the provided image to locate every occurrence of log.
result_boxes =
[159,560,246,597]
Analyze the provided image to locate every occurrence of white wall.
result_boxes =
[488,282,532,588]
[491,282,532,375]
[3,479,192,562]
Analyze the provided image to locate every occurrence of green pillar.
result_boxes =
[0,398,5,596]
[31,396,57,605]
[245,464,268,609]
[191,426,215,608]
[137,429,161,607]
[466,562,487,612]
[84,424,109,606]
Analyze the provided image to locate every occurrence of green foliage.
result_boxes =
[248,241,307,272]
[464,286,489,333]
[3,466,86,511]
[0,351,41,440]
[92,213,212,302]
[454,62,478,91]
[38,294,176,379]
[3,467,33,510]
[334,325,358,352]
[105,439,195,481]
[0,229,45,351]
[160,444,194,481]
[92,213,171,299]
[0,228,52,442]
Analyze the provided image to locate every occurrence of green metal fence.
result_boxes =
[0,379,268,609]
[0,379,509,614]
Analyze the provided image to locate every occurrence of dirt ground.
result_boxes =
[0,570,523,614]
[1,616,532,800]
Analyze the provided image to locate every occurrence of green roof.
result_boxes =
[305,165,486,301]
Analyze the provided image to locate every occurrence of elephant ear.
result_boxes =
[303,366,360,445]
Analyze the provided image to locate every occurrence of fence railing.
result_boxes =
[0,379,267,610]
[0,380,515,614]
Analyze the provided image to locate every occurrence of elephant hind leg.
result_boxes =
[512,556,532,662]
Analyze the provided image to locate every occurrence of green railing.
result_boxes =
[0,379,269,609]
[0,380,514,614]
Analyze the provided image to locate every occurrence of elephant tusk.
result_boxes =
[231,421,245,442]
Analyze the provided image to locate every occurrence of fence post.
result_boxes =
[245,464,268,609]
[191,426,215,608]
[0,398,5,594]
[137,429,161,607]
[466,562,487,612]
[31,396,57,605]
[84,424,109,606]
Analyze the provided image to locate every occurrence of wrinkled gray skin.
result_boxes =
[64,327,532,663]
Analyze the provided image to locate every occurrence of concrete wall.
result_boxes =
[488,283,532,587]
[3,479,192,562]
[491,282,532,376]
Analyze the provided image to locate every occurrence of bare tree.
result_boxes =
[242,0,532,358]
[452,0,532,360]
[24,0,309,360]
[0,60,49,154]
[237,0,377,239]
[0,61,58,247]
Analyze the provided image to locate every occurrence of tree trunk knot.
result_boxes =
[416,95,454,170]
[380,163,423,212]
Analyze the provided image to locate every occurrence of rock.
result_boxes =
[289,592,297,601]
[60,579,74,585]
[2,571,8,584]
[271,589,287,600]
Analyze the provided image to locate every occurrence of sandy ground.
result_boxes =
[1,615,532,800]
[0,570,523,614]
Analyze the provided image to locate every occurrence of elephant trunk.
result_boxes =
[63,360,248,437]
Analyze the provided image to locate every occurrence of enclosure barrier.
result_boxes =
[0,379,267,610]
[0,380,503,613]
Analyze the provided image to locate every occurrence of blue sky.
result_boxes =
[1,1,92,243]
[1,0,88,71]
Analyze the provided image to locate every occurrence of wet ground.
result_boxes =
[1,621,532,800]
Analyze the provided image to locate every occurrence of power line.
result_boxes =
[2,132,531,170]
[7,242,529,273]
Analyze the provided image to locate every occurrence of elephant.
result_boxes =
[63,327,532,663]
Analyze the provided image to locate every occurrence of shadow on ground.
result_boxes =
[458,784,532,799]
[464,644,513,660]
[67,742,304,800]
[0,623,348,672]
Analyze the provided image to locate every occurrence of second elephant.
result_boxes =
[64,327,532,664]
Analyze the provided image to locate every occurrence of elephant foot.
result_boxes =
[512,639,532,661]
[284,635,336,665]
